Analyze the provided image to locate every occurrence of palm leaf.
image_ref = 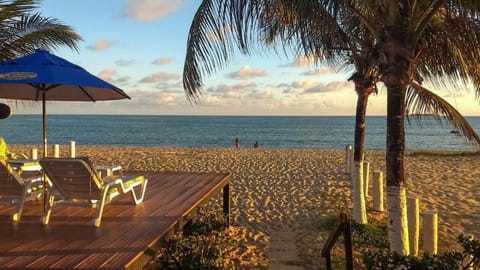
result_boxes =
[406,82,480,146]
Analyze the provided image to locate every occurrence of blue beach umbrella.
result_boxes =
[0,49,130,157]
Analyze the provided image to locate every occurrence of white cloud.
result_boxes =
[124,0,183,21]
[87,40,116,51]
[152,57,174,65]
[292,80,317,89]
[302,67,336,76]
[98,69,117,81]
[129,90,180,106]
[139,72,180,83]
[116,59,136,66]
[302,81,353,94]
[284,55,316,67]
[208,82,256,92]
[227,66,267,79]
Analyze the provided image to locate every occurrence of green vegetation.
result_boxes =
[148,212,237,270]
[352,218,480,269]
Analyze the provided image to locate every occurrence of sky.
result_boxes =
[7,0,480,116]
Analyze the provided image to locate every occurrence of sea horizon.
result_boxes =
[1,114,479,151]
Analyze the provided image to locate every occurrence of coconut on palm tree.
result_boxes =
[182,0,480,254]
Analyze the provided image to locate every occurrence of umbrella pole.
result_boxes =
[43,92,47,158]
[42,92,48,214]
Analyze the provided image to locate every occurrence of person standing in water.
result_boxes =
[235,137,240,148]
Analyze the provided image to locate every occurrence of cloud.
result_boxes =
[227,66,267,79]
[198,95,222,107]
[124,0,183,21]
[302,81,353,94]
[283,55,316,67]
[139,72,180,83]
[206,82,257,99]
[87,40,116,51]
[247,90,274,100]
[129,90,179,106]
[98,69,117,81]
[115,59,136,66]
[207,82,256,93]
[114,76,131,84]
[291,80,317,89]
[302,67,336,76]
[152,57,174,65]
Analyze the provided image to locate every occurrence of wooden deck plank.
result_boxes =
[0,171,230,269]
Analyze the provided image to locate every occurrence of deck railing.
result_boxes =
[321,212,354,270]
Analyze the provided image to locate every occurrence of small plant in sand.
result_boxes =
[149,212,237,270]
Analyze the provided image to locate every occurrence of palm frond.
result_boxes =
[406,82,480,146]
[183,0,249,103]
[7,13,81,56]
[182,0,360,102]
[0,0,37,22]
[417,12,480,98]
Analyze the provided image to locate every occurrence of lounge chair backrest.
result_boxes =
[40,158,104,200]
[0,158,25,196]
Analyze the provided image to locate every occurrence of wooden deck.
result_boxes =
[0,171,231,269]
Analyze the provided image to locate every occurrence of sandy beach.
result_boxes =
[10,145,480,268]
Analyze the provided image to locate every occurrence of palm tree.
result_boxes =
[337,0,480,254]
[255,0,480,229]
[183,0,480,254]
[0,0,81,61]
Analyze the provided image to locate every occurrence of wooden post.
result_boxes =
[363,161,370,197]
[423,211,438,255]
[53,144,59,158]
[69,141,76,158]
[322,213,353,270]
[407,197,419,256]
[223,183,230,227]
[349,148,354,176]
[372,171,384,212]
[31,148,38,160]
[345,145,352,175]
[342,213,354,270]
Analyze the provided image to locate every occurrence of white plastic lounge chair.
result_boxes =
[39,158,148,227]
[0,158,43,221]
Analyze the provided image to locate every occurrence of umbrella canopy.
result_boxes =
[0,49,130,157]
[0,49,129,101]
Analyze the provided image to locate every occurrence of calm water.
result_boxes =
[0,115,478,151]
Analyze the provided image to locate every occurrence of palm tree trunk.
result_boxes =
[386,84,410,255]
[354,91,369,162]
[352,89,369,224]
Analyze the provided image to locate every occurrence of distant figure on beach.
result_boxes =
[235,137,240,148]
[254,141,259,148]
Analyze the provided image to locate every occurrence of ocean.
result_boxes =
[0,115,479,151]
